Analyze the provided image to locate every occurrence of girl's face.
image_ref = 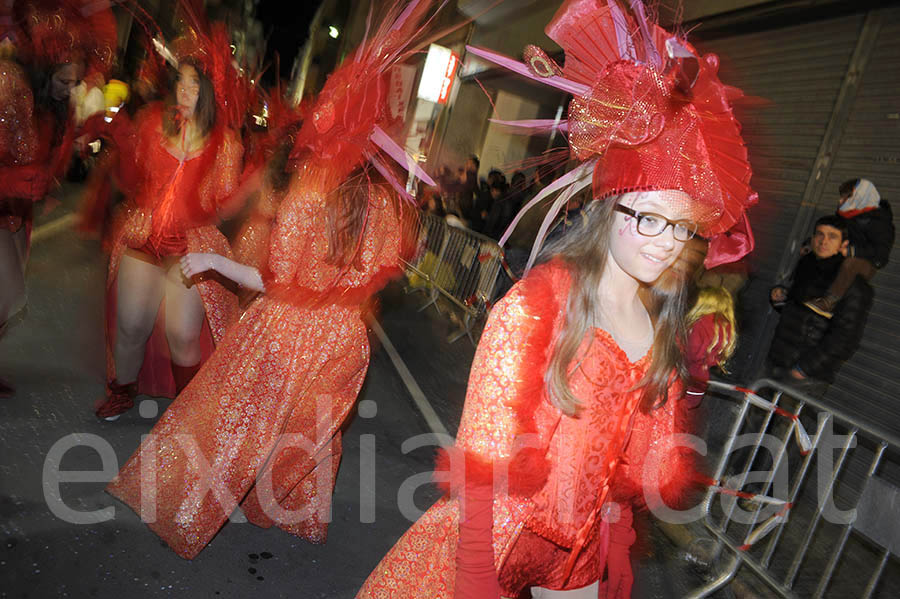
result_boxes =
[175,64,201,117]
[50,63,83,102]
[608,191,691,284]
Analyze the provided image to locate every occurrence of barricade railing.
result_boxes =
[687,378,900,598]
[401,212,505,345]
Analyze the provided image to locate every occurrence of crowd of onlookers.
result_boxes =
[423,156,537,242]
[417,166,895,400]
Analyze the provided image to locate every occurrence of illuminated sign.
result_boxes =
[416,44,459,104]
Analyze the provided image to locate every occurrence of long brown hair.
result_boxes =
[325,169,375,268]
[163,60,216,138]
[537,197,707,415]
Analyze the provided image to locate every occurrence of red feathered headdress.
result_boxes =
[471,0,757,269]
[289,0,438,197]
[165,0,250,131]
[10,0,117,79]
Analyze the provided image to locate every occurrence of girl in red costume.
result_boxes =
[94,18,245,420]
[0,0,116,396]
[106,0,437,558]
[358,1,758,597]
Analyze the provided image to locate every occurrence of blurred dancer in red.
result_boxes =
[0,0,116,397]
[107,0,436,558]
[358,1,757,597]
[94,14,245,420]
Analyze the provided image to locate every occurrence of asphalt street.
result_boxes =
[0,188,713,598]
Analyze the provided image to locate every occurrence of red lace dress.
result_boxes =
[104,103,242,397]
[0,58,75,242]
[358,261,694,598]
[107,167,402,559]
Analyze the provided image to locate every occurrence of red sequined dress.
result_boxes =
[104,103,242,397]
[0,58,75,240]
[107,165,402,559]
[358,261,693,598]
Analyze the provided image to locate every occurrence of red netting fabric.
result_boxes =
[541,0,757,264]
[573,57,753,237]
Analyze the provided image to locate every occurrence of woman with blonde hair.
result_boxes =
[684,287,738,407]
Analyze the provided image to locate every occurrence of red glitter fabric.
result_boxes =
[358,262,694,597]
[106,175,402,559]
[104,104,243,398]
[0,60,76,237]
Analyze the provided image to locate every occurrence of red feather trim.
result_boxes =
[434,260,571,497]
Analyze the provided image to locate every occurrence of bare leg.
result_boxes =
[0,228,27,325]
[114,252,166,383]
[163,263,206,367]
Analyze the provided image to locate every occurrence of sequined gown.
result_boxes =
[107,167,402,559]
[358,261,693,598]
[0,58,75,240]
[105,104,242,397]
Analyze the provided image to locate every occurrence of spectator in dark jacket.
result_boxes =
[805,178,894,318]
[470,168,504,233]
[768,216,874,393]
[484,180,519,240]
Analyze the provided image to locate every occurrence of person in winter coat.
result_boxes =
[769,215,873,393]
[804,179,893,318]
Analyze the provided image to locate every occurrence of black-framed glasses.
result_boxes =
[614,205,698,241]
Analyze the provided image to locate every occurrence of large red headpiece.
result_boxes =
[482,0,758,268]
[162,0,251,131]
[572,54,753,240]
[548,0,756,265]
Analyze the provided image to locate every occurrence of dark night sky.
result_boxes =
[255,0,324,81]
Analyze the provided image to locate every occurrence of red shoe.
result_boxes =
[94,380,137,421]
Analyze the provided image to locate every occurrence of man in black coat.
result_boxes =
[768,215,874,395]
[804,178,893,318]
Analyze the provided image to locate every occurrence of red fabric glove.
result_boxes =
[455,477,502,599]
[682,378,708,409]
[602,504,635,599]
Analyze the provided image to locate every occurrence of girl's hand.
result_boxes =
[180,253,217,279]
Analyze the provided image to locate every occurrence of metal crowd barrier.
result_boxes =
[688,378,900,598]
[401,212,505,345]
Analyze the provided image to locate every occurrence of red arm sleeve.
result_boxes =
[454,477,502,599]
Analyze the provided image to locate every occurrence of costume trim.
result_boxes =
[435,261,569,497]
